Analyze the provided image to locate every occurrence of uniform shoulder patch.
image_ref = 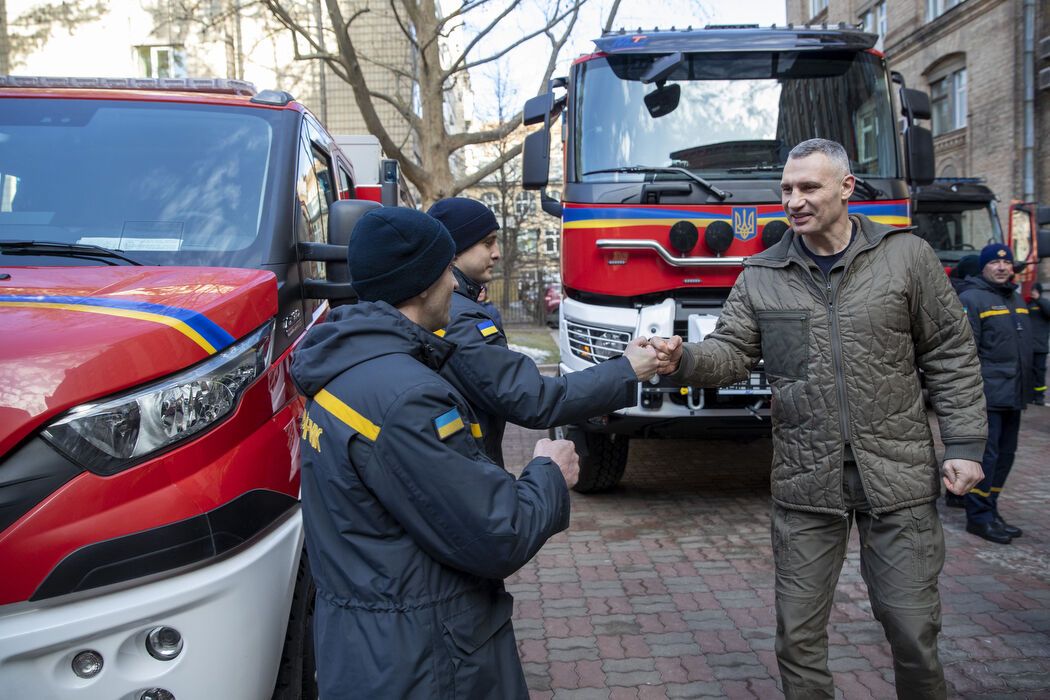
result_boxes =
[476,319,499,338]
[433,407,466,440]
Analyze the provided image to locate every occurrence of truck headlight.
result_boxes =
[42,322,273,475]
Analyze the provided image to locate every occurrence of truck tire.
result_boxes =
[272,549,318,700]
[553,427,629,493]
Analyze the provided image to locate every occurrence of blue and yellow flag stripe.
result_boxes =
[314,389,381,441]
[476,320,498,338]
[561,201,910,230]
[0,293,235,354]
[434,407,465,440]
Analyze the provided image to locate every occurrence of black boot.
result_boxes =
[966,520,1013,544]
[994,515,1022,538]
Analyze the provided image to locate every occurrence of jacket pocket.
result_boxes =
[907,505,944,584]
[440,590,517,699]
[758,311,810,381]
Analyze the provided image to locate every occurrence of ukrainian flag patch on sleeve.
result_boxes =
[476,319,499,338]
[433,407,465,440]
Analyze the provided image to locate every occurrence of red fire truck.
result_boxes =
[0,76,378,699]
[522,25,942,492]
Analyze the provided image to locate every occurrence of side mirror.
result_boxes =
[523,125,551,190]
[380,159,399,207]
[299,198,382,301]
[902,124,935,186]
[899,87,932,121]
[1037,228,1050,260]
[644,83,681,119]
[523,92,555,126]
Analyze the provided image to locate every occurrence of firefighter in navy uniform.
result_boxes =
[426,197,659,466]
[1027,282,1049,405]
[290,207,581,700]
[958,243,1034,544]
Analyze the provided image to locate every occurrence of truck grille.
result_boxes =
[566,320,632,363]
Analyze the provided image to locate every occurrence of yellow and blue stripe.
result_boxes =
[0,294,235,354]
[433,407,465,440]
[476,320,499,338]
[561,201,910,230]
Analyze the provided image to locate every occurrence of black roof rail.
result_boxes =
[0,76,257,96]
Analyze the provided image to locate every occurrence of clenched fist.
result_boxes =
[533,438,580,489]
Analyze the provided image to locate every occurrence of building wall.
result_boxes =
[786,0,1048,239]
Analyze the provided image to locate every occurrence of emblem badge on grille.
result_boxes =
[732,207,757,241]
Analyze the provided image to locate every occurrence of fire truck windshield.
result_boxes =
[575,50,897,183]
[0,98,281,268]
[913,202,1003,263]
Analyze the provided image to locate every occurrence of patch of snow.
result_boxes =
[508,343,550,363]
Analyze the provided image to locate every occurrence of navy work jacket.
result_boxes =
[959,276,1034,410]
[439,267,638,465]
[290,301,569,699]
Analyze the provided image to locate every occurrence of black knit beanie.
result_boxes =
[348,207,455,306]
[426,197,500,254]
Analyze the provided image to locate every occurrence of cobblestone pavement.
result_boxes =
[502,407,1050,699]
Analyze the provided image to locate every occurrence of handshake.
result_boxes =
[623,335,685,381]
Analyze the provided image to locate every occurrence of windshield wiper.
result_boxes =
[0,240,143,266]
[582,166,728,201]
[726,164,783,173]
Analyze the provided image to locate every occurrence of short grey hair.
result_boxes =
[787,139,851,177]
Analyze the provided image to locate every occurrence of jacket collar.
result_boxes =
[452,266,483,302]
[969,275,1019,299]
[745,213,912,271]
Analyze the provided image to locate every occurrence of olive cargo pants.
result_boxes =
[772,463,947,700]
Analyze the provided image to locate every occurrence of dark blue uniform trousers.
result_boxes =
[965,409,1021,525]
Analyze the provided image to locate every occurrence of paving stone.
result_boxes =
[502,410,1050,698]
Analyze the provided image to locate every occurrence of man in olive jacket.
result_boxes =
[653,139,987,700]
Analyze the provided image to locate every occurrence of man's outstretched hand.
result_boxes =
[623,338,660,381]
[942,458,983,495]
[649,335,684,375]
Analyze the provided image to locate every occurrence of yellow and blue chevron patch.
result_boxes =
[476,320,498,338]
[433,407,465,440]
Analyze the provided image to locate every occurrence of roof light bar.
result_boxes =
[0,76,257,96]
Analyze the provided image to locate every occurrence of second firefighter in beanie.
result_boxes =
[958,242,1034,543]
[425,197,660,469]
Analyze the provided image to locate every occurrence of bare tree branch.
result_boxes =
[452,141,524,193]
[447,117,522,151]
[602,0,623,33]
[440,0,521,81]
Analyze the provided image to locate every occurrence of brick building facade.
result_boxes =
[785,0,1049,241]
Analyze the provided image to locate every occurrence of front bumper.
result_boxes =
[0,509,303,700]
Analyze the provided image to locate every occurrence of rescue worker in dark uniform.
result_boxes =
[1028,282,1049,405]
[290,207,581,699]
[958,243,1033,543]
[426,197,659,466]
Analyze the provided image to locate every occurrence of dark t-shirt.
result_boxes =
[800,222,857,279]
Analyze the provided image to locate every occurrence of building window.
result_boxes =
[926,0,963,22]
[514,191,536,219]
[544,231,559,254]
[809,0,829,18]
[860,2,887,51]
[480,191,501,217]
[931,67,967,135]
[136,45,186,79]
